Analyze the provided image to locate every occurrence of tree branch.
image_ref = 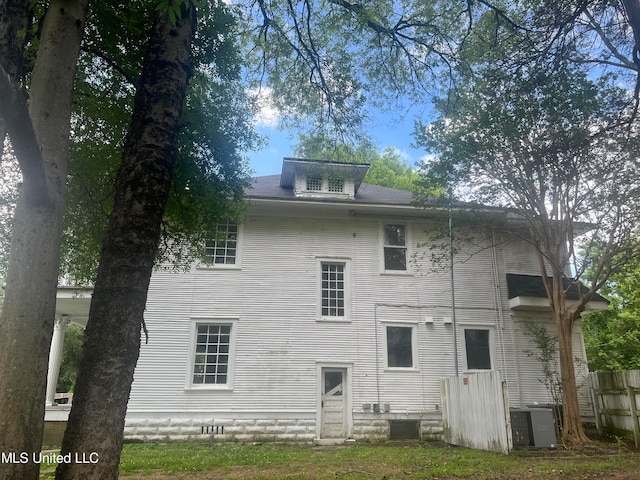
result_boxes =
[583,8,636,71]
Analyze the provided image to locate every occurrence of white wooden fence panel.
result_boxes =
[589,370,640,447]
[441,371,512,454]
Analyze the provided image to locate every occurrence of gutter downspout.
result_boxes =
[449,191,459,376]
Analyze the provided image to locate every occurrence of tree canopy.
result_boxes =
[416,36,640,444]
[58,0,258,285]
[583,256,640,372]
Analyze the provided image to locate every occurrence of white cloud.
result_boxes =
[250,87,280,128]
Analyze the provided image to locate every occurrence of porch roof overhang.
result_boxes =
[506,274,609,313]
[56,286,92,327]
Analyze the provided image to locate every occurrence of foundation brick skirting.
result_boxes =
[123,412,443,443]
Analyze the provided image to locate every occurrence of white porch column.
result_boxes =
[46,316,70,406]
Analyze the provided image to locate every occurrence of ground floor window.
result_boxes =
[192,323,233,385]
[386,325,415,368]
[464,328,492,370]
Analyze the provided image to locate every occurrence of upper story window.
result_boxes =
[318,258,350,321]
[302,173,346,195]
[204,220,239,267]
[464,328,492,370]
[383,223,408,271]
[321,262,345,317]
[306,175,323,191]
[327,175,344,193]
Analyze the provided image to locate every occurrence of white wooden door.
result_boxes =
[320,368,346,438]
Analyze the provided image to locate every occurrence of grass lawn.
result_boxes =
[38,437,639,480]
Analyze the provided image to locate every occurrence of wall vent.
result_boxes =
[389,420,420,440]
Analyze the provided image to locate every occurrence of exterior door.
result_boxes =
[320,368,346,438]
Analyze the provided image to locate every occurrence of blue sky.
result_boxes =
[245,101,431,177]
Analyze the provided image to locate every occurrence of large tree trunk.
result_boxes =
[549,269,589,446]
[556,313,588,445]
[55,4,195,479]
[0,2,88,479]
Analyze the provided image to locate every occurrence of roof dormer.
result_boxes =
[279,158,369,199]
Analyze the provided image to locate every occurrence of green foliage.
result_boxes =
[416,57,640,284]
[242,1,471,142]
[583,256,640,371]
[56,324,84,393]
[59,0,257,284]
[523,322,562,406]
[365,147,419,192]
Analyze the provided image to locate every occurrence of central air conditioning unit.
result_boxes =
[510,408,557,448]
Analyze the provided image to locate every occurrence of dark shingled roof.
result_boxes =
[506,274,608,303]
[248,174,455,207]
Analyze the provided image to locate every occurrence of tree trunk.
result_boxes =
[55,4,195,479]
[622,0,640,66]
[0,2,88,479]
[555,310,589,445]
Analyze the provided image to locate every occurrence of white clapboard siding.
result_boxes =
[127,205,588,432]
[510,314,591,413]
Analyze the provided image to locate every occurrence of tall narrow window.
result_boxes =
[192,324,232,385]
[383,224,407,271]
[205,220,238,265]
[321,262,345,317]
[386,326,414,368]
[465,329,492,370]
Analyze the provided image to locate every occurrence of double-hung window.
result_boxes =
[383,223,408,271]
[318,259,350,321]
[190,321,236,388]
[204,220,239,266]
[385,324,417,369]
[464,328,492,370]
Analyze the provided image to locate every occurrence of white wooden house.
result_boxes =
[49,157,607,443]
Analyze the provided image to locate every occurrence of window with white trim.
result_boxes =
[383,223,407,271]
[204,220,238,266]
[327,175,344,193]
[191,323,234,386]
[464,328,492,370]
[317,259,350,321]
[385,325,416,368]
[306,175,323,191]
[321,262,345,317]
[303,173,345,193]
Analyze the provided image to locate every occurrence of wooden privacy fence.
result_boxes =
[441,371,512,454]
[589,370,640,448]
